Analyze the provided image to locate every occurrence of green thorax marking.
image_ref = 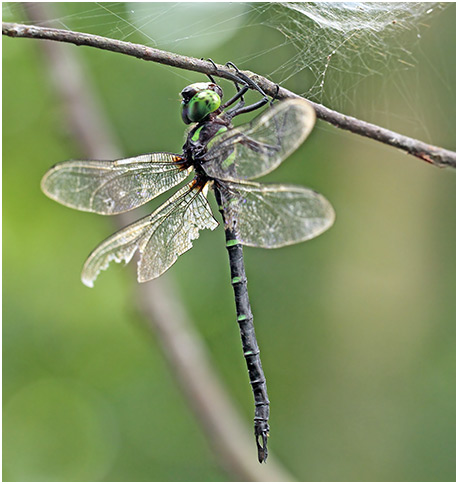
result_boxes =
[192,125,227,145]
[206,126,236,169]
[191,126,203,142]
[206,126,227,148]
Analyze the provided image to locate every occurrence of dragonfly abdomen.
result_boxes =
[226,234,270,463]
[214,184,270,463]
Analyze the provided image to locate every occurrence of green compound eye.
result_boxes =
[182,90,221,124]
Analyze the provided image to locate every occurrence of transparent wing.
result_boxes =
[202,99,315,181]
[82,182,218,287]
[82,213,154,287]
[218,181,335,248]
[138,182,218,283]
[41,153,191,215]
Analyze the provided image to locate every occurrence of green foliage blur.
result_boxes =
[3,3,455,481]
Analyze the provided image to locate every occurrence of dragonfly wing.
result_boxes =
[218,181,335,248]
[202,99,315,181]
[138,181,218,282]
[41,153,190,214]
[82,182,218,287]
[82,213,155,287]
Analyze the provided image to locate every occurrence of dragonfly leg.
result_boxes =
[224,62,271,119]
[204,59,249,113]
[225,62,269,99]
[271,84,280,106]
[203,60,276,118]
[229,97,269,118]
[205,58,218,83]
[221,83,248,111]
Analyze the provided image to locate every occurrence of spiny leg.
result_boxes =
[205,58,218,84]
[224,81,248,117]
[224,62,283,118]
[205,60,280,118]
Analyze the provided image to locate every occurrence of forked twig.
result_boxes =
[2,21,455,169]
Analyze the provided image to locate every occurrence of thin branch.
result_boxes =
[21,4,293,480]
[3,21,455,169]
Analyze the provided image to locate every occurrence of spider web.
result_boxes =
[3,2,454,143]
[256,2,454,141]
[262,3,443,97]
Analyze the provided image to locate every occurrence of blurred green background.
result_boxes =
[3,3,455,481]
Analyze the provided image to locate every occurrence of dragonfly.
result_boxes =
[41,70,335,463]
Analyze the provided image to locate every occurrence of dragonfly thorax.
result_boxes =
[183,114,231,171]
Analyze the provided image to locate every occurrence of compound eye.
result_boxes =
[181,89,221,124]
[180,86,197,103]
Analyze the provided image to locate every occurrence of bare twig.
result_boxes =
[22,4,293,480]
[3,21,455,169]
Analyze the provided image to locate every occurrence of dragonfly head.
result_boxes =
[181,82,223,124]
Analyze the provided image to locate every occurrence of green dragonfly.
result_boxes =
[41,73,335,462]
